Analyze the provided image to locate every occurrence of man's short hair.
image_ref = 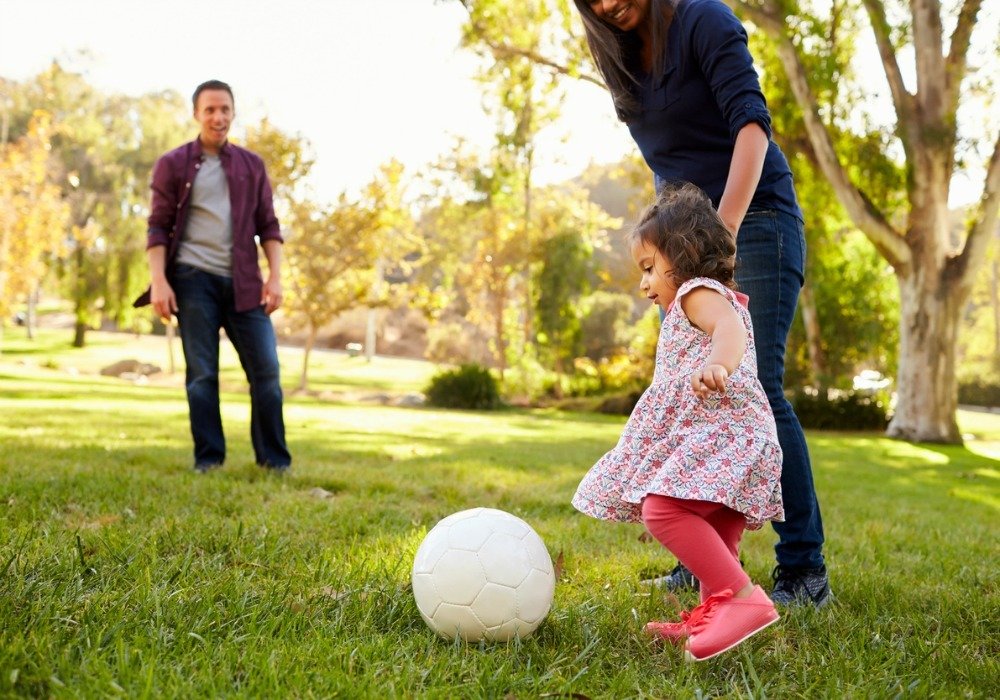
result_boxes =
[192,80,235,110]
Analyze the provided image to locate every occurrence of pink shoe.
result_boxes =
[644,619,688,643]
[644,591,731,644]
[684,585,780,662]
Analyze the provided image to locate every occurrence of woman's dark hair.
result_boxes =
[628,182,738,289]
[572,0,675,121]
[192,80,235,111]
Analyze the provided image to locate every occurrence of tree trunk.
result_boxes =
[522,148,534,346]
[887,271,962,444]
[73,320,87,348]
[26,284,39,340]
[299,325,316,392]
[495,288,507,380]
[72,245,87,348]
[798,281,826,389]
[992,243,999,363]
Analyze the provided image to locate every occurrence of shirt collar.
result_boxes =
[193,135,230,160]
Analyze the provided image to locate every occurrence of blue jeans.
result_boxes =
[735,209,824,569]
[172,264,291,469]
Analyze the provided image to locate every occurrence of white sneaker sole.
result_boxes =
[683,612,780,662]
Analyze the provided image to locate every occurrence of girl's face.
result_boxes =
[632,238,679,311]
[586,0,651,33]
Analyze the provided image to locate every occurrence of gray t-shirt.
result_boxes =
[176,154,233,277]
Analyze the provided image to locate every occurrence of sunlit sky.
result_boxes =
[0,0,634,202]
[1,0,993,207]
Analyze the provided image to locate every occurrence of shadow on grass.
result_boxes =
[808,432,999,514]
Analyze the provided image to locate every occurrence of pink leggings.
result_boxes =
[641,494,750,600]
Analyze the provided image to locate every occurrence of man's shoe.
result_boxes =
[643,562,699,592]
[684,586,780,662]
[770,565,832,608]
[259,463,290,476]
[193,462,222,474]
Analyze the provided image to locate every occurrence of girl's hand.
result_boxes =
[692,364,730,398]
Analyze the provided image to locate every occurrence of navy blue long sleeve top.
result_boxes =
[626,0,802,221]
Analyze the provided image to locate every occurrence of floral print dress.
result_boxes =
[572,278,784,529]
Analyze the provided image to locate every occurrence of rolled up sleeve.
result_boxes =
[254,162,283,244]
[689,0,773,141]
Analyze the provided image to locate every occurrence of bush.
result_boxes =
[958,379,1000,408]
[957,357,1000,408]
[595,390,644,415]
[791,389,890,431]
[424,363,502,410]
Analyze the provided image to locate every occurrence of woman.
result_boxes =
[573,0,830,607]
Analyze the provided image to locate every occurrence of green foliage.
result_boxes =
[957,350,1000,409]
[579,291,634,361]
[958,379,1000,409]
[785,157,900,389]
[535,231,589,370]
[5,64,190,343]
[502,345,551,402]
[425,363,502,410]
[791,389,891,431]
[595,389,643,415]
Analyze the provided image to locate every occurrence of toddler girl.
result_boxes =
[573,183,784,662]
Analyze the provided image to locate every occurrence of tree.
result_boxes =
[459,0,573,346]
[103,90,189,332]
[282,197,379,391]
[729,0,1000,442]
[0,111,69,350]
[361,159,416,360]
[242,117,315,213]
[461,0,999,442]
[534,184,619,383]
[9,64,145,346]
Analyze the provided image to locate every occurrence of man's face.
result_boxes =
[194,89,234,152]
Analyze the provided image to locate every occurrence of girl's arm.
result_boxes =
[681,287,747,397]
[717,123,768,234]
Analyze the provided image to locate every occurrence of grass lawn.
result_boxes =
[0,328,997,698]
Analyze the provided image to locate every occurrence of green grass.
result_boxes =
[0,327,997,698]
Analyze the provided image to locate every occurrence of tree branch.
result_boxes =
[476,39,607,89]
[728,0,911,269]
[911,0,946,121]
[859,0,918,153]
[953,130,1000,290]
[455,1,606,89]
[943,0,982,118]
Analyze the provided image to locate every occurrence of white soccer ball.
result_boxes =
[411,507,555,642]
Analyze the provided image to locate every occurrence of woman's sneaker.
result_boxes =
[684,586,780,662]
[770,565,832,608]
[642,562,699,591]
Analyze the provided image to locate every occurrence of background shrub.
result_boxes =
[957,359,1000,408]
[791,390,890,431]
[425,363,501,410]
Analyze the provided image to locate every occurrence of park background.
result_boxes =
[1,0,998,697]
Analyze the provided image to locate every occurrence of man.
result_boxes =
[134,79,291,474]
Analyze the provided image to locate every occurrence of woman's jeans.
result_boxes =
[172,264,291,469]
[735,209,825,569]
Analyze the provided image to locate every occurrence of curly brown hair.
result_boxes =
[628,183,738,290]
